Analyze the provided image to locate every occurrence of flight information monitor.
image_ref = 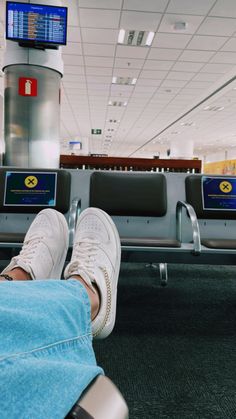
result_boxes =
[202,176,236,211]
[6,2,68,47]
[4,171,57,207]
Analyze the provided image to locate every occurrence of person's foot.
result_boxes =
[1,209,69,280]
[64,207,121,339]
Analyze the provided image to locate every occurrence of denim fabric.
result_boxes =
[0,279,103,419]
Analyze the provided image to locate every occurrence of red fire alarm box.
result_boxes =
[18,77,38,97]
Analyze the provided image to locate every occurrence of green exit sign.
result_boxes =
[91,129,102,134]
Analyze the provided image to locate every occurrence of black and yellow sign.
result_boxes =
[202,176,236,210]
[4,171,57,206]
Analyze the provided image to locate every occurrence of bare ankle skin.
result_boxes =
[0,268,32,281]
[69,275,100,321]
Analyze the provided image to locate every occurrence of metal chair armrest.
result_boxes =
[68,197,81,246]
[176,200,201,255]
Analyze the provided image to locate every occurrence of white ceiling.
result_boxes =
[1,0,236,160]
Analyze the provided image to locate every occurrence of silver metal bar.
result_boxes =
[68,197,81,246]
[176,200,201,255]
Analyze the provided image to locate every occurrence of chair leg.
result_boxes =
[159,263,168,286]
[145,263,168,286]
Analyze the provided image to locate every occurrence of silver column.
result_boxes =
[4,64,61,168]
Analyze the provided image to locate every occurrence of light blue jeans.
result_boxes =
[0,279,103,418]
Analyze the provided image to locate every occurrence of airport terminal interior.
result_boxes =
[1,1,236,418]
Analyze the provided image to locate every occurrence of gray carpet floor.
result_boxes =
[94,263,236,419]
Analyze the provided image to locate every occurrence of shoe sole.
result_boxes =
[78,207,121,339]
[42,209,69,279]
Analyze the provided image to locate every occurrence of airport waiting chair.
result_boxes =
[185,174,236,264]
[88,171,200,285]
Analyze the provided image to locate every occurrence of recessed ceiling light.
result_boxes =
[108,101,127,107]
[145,31,155,46]
[203,105,224,111]
[118,29,155,46]
[112,76,137,85]
[180,121,195,126]
[118,29,125,44]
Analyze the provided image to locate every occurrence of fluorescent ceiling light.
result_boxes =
[145,31,155,46]
[118,29,125,44]
[112,76,137,85]
[118,30,155,46]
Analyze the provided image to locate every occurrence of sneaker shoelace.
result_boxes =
[69,238,100,281]
[16,234,45,266]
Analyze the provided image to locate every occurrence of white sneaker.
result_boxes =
[64,207,121,339]
[1,209,69,280]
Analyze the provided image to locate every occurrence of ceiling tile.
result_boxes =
[67,26,81,43]
[197,17,236,36]
[178,50,215,62]
[83,43,116,57]
[200,63,234,73]
[79,0,122,8]
[112,68,140,77]
[166,0,215,15]
[221,38,236,52]
[166,71,195,80]
[185,80,212,89]
[139,69,168,79]
[114,57,144,69]
[209,0,236,18]
[120,11,162,31]
[86,75,111,84]
[79,9,120,29]
[192,72,220,82]
[84,56,114,67]
[62,42,82,55]
[171,61,204,71]
[148,48,182,60]
[86,67,113,76]
[143,60,174,70]
[81,28,118,44]
[152,33,191,48]
[63,55,84,66]
[210,51,236,64]
[123,0,168,12]
[64,65,85,75]
[116,45,149,59]
[137,78,162,87]
[186,35,227,51]
[161,79,187,88]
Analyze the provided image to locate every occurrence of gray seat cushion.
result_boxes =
[121,237,181,247]
[201,238,236,249]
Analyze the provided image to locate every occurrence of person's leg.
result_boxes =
[0,209,102,418]
[0,207,121,418]
[64,206,121,339]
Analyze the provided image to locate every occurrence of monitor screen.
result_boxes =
[202,176,236,211]
[6,1,67,47]
[4,171,57,207]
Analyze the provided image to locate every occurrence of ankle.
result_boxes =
[3,268,32,281]
[69,275,100,320]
